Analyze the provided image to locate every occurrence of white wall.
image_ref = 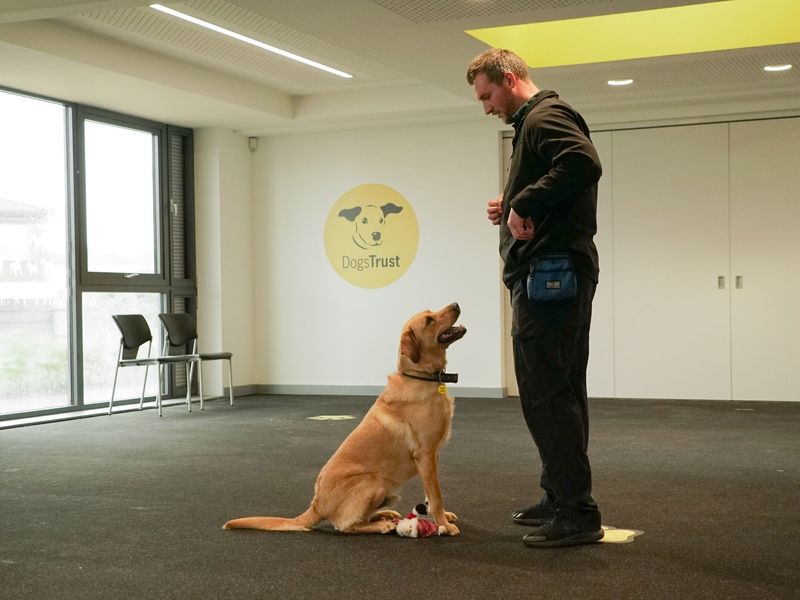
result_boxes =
[199,115,800,403]
[251,120,506,395]
[194,128,255,396]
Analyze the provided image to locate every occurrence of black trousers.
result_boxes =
[510,271,600,527]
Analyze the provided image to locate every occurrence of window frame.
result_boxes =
[75,106,170,289]
[0,86,196,421]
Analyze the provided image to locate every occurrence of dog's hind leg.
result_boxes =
[369,492,401,521]
[329,477,395,534]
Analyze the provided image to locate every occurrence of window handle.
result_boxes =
[125,273,140,279]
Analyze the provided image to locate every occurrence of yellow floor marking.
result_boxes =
[307,415,356,421]
[601,525,644,544]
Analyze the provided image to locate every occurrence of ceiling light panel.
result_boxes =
[150,4,352,78]
[77,0,406,94]
[466,0,800,68]
[369,0,718,24]
[370,0,611,23]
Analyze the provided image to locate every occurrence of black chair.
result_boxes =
[158,312,234,410]
[109,314,203,417]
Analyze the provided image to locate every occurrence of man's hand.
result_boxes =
[487,195,503,225]
[508,207,534,240]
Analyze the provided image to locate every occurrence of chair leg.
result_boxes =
[190,360,198,412]
[228,358,234,406]
[198,360,204,411]
[109,363,120,415]
[156,366,163,417]
[141,364,151,411]
[184,363,192,411]
[187,370,192,412]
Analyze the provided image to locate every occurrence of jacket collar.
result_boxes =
[511,90,559,129]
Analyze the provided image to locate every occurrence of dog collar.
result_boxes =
[401,370,458,384]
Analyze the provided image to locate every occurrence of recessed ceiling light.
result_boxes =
[763,64,793,72]
[608,79,634,86]
[150,4,353,79]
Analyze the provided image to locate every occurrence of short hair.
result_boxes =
[466,49,530,85]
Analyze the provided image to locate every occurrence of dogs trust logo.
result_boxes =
[324,184,418,288]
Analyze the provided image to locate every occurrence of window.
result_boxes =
[0,91,70,414]
[84,120,160,275]
[0,88,195,420]
[81,292,163,405]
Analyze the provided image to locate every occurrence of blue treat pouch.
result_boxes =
[527,253,577,302]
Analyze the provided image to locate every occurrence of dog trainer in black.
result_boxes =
[467,48,603,548]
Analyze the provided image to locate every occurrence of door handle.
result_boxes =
[735,275,743,289]
[717,276,725,289]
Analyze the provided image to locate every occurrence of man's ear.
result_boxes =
[399,328,420,364]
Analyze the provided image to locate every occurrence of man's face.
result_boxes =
[472,72,517,124]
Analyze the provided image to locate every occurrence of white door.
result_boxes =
[587,131,614,398]
[729,118,800,401]
[612,124,732,400]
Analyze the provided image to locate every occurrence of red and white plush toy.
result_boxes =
[394,512,440,538]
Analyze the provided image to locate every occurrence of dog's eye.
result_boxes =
[379,217,384,224]
[361,217,368,224]
[425,316,434,326]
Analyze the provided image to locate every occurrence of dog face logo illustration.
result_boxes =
[338,203,403,249]
[324,184,418,289]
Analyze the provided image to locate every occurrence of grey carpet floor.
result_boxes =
[1,395,798,600]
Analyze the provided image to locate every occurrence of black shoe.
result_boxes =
[512,503,556,527]
[523,519,604,548]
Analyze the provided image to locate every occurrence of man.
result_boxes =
[466,48,604,548]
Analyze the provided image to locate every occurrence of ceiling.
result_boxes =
[0,0,798,135]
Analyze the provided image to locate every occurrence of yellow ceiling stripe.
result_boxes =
[465,0,800,69]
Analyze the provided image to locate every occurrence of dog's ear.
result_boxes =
[399,328,420,364]
[381,203,403,217]
[338,206,362,222]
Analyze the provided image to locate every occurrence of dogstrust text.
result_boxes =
[324,183,419,288]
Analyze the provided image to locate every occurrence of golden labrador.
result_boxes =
[223,302,466,535]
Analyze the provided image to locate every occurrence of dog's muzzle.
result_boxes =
[438,325,466,345]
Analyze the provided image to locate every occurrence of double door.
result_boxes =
[612,118,800,401]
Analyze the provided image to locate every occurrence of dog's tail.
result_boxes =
[223,506,321,532]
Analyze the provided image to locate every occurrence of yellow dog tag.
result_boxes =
[438,384,447,394]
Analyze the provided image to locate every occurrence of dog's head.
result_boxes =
[338,203,403,249]
[397,303,466,372]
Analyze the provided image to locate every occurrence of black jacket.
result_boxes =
[501,90,601,288]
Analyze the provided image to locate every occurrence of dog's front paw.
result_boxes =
[438,522,460,536]
[444,511,458,523]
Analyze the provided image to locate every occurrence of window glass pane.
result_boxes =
[81,292,163,406]
[0,90,70,415]
[84,120,159,274]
